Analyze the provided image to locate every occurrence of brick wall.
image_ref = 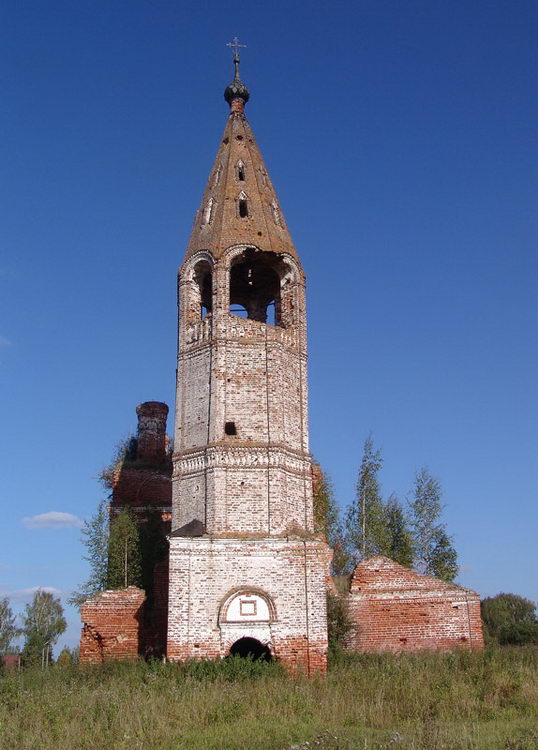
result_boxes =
[136,401,169,463]
[167,536,330,675]
[79,588,146,664]
[345,556,484,652]
[111,468,172,513]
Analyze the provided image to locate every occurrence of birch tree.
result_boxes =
[409,467,458,581]
[22,590,66,667]
[346,436,390,561]
[107,507,142,589]
[0,598,20,653]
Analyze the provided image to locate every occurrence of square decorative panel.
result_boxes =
[240,599,257,616]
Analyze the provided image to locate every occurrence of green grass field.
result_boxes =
[1,648,537,750]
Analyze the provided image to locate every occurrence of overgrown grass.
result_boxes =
[1,648,537,749]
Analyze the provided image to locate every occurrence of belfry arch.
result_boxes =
[228,247,296,326]
[185,257,213,322]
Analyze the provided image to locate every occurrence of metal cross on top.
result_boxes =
[226,36,247,61]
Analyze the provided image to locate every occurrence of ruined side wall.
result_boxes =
[80,588,146,664]
[347,592,484,652]
[345,557,484,653]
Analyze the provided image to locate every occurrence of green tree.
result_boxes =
[107,507,142,589]
[21,590,66,667]
[346,436,390,562]
[0,598,20,653]
[498,623,538,646]
[56,646,79,665]
[99,436,137,491]
[385,494,414,568]
[409,467,458,581]
[312,465,335,537]
[326,591,353,656]
[481,593,538,643]
[428,527,458,582]
[312,465,352,575]
[69,500,109,606]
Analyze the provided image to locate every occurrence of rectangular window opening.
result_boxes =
[225,421,237,436]
[239,200,248,218]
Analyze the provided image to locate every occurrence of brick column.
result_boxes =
[136,401,169,463]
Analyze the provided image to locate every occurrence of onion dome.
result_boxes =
[224,70,250,106]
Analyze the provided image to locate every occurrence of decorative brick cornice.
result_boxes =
[181,313,301,351]
[168,536,328,551]
[172,444,312,477]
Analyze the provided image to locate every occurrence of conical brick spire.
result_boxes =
[184,57,298,264]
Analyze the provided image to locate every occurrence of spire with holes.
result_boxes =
[185,48,297,264]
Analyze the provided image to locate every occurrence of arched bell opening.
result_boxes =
[228,637,272,662]
[229,248,290,326]
[187,259,213,322]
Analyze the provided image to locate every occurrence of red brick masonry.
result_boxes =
[80,587,146,664]
[345,556,484,652]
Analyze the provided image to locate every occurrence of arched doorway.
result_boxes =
[229,637,272,661]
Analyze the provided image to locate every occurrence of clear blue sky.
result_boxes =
[1,0,536,650]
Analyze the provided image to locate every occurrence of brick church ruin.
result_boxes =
[80,47,483,669]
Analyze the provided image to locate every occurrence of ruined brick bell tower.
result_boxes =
[167,43,329,673]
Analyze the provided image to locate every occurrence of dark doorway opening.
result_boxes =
[229,637,272,661]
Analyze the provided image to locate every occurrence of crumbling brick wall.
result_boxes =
[345,556,484,652]
[103,401,172,657]
[80,587,146,664]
